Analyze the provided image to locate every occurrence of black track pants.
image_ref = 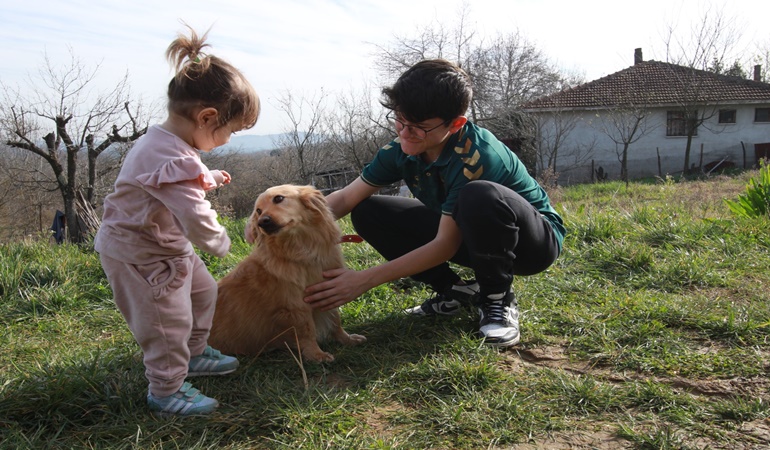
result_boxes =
[350,180,560,295]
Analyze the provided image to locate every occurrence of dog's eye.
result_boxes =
[273,195,284,204]
[256,208,262,215]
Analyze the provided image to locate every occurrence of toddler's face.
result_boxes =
[195,122,238,152]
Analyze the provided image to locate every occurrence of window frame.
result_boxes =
[666,110,698,137]
[755,107,770,123]
[718,109,737,124]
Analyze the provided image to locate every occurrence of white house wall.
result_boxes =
[536,104,770,185]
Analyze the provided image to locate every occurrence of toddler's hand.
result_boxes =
[202,170,232,190]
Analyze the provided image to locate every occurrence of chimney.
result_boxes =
[634,48,643,65]
[754,65,762,82]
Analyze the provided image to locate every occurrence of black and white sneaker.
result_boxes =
[478,291,520,347]
[405,281,480,316]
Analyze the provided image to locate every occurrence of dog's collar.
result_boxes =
[340,234,363,243]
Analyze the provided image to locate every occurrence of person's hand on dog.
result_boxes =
[304,268,369,311]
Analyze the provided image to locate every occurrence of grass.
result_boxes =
[1,172,769,449]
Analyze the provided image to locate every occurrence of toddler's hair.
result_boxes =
[381,59,472,124]
[165,24,260,131]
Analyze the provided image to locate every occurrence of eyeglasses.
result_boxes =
[387,112,450,140]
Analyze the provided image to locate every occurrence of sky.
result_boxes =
[1,0,768,136]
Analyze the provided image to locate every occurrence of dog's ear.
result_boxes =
[244,214,257,244]
[299,186,329,215]
[244,200,261,244]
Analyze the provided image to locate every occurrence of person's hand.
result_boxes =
[220,170,232,185]
[304,268,369,311]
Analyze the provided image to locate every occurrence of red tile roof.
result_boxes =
[521,61,770,110]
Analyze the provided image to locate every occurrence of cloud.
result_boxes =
[1,0,768,135]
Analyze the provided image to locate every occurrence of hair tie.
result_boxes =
[191,52,206,64]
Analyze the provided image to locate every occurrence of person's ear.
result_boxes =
[449,116,467,132]
[196,107,219,128]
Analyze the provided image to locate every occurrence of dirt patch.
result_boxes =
[500,425,633,450]
[358,402,406,444]
[495,344,770,449]
[507,345,770,400]
[740,419,770,445]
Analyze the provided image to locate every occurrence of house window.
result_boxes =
[756,108,770,123]
[666,111,698,136]
[718,109,736,124]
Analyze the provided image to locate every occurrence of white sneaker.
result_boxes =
[478,291,520,347]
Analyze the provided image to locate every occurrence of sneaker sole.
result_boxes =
[150,409,217,418]
[481,335,520,348]
[148,398,219,416]
[404,307,461,316]
[187,367,238,377]
[405,298,464,316]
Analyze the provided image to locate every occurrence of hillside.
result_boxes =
[222,133,284,152]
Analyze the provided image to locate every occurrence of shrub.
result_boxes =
[724,162,770,218]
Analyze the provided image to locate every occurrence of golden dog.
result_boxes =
[209,184,366,362]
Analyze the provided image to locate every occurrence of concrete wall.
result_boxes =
[534,103,770,185]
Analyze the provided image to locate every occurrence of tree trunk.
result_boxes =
[621,143,629,184]
[63,191,78,243]
[62,189,101,243]
[683,134,694,175]
[87,135,97,204]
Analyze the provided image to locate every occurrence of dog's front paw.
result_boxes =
[348,334,366,345]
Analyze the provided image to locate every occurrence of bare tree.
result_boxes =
[371,5,580,165]
[372,17,469,81]
[469,32,579,122]
[591,75,660,185]
[371,3,478,96]
[752,40,770,83]
[467,31,582,175]
[534,109,580,178]
[260,84,391,195]
[0,48,150,242]
[273,89,329,185]
[253,150,301,187]
[601,107,655,185]
[0,145,59,241]
[662,6,744,174]
[326,84,391,173]
[480,108,538,173]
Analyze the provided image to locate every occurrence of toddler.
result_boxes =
[95,25,260,416]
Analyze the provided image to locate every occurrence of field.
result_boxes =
[1,173,769,449]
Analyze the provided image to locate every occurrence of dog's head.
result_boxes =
[245,184,335,244]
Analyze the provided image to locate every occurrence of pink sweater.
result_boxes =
[95,125,230,264]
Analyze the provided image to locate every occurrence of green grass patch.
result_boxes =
[1,172,768,448]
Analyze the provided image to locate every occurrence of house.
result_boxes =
[521,49,770,184]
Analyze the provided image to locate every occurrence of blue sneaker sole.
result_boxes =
[187,367,238,377]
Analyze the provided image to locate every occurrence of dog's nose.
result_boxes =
[257,215,280,234]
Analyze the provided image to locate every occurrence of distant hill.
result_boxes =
[221,134,285,153]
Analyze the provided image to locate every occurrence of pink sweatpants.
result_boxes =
[100,253,217,397]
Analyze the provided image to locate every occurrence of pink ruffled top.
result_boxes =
[95,125,231,264]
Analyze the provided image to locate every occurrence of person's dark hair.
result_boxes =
[165,24,260,131]
[380,58,472,123]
